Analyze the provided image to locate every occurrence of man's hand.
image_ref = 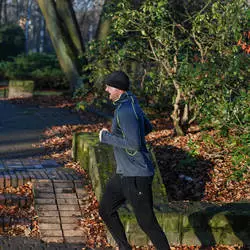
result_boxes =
[99,128,109,142]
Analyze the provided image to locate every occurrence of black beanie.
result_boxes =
[103,71,130,91]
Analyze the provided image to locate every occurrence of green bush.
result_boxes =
[0,24,25,61]
[0,53,68,89]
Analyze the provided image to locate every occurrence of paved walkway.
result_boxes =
[0,98,103,249]
[0,99,82,158]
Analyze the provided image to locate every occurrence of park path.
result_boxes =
[0,99,82,158]
[0,98,100,249]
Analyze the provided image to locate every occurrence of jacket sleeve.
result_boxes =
[144,115,153,135]
[100,106,141,151]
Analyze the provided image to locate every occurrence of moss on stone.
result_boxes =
[72,132,250,246]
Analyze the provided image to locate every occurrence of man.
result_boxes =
[98,71,170,250]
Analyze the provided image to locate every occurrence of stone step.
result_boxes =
[33,179,88,244]
[0,169,82,188]
[0,193,32,208]
[0,235,87,250]
[0,217,31,233]
[0,159,60,171]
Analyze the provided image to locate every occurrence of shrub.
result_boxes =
[0,53,68,89]
[0,24,25,61]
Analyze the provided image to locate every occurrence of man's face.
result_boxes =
[105,85,123,102]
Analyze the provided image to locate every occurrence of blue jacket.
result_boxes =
[100,91,154,176]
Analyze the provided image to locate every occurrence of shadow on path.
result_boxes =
[0,99,83,159]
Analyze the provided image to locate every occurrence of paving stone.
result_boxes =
[26,170,36,180]
[15,172,23,186]
[63,229,85,237]
[46,170,61,180]
[72,174,81,180]
[41,236,64,243]
[38,210,59,217]
[55,187,75,194]
[60,216,81,224]
[64,237,86,243]
[32,170,43,179]
[35,198,56,205]
[56,193,77,199]
[20,159,32,165]
[4,160,22,166]
[59,210,81,217]
[0,162,5,170]
[7,165,23,171]
[61,172,74,180]
[36,204,58,211]
[40,230,63,237]
[9,172,18,187]
[53,181,74,188]
[29,159,41,165]
[57,198,78,205]
[35,192,55,199]
[34,181,53,189]
[39,223,61,230]
[21,171,30,184]
[74,180,85,188]
[75,188,88,199]
[58,205,80,211]
[38,170,49,179]
[34,179,53,184]
[61,224,80,230]
[34,164,44,169]
[35,187,54,193]
[51,179,65,183]
[38,216,61,224]
[22,164,37,169]
[41,159,59,168]
[56,171,69,180]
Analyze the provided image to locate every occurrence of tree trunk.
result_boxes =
[37,0,82,92]
[55,0,84,57]
[25,0,32,54]
[3,0,7,23]
[96,0,111,41]
[0,0,3,24]
[171,79,185,136]
[15,0,19,19]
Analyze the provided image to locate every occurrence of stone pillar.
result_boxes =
[8,80,34,98]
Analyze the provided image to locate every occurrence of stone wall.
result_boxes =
[72,132,250,247]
